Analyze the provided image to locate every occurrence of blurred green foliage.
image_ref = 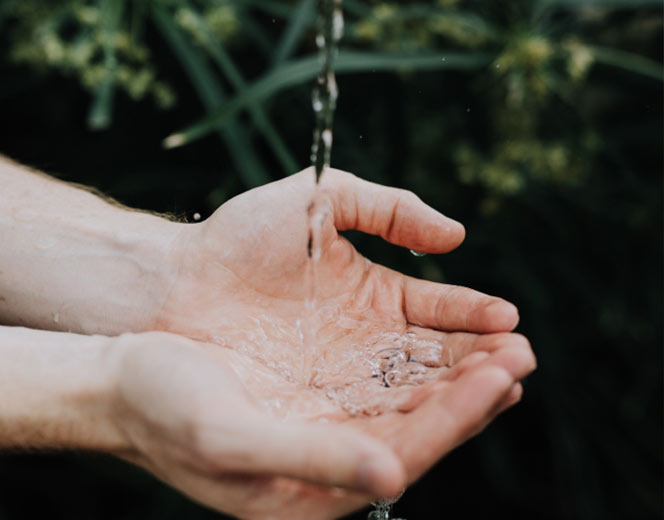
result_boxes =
[0,1,661,519]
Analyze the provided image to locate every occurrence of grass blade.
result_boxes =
[183,6,299,174]
[164,50,493,148]
[590,45,663,81]
[88,0,125,130]
[272,0,315,66]
[152,6,271,187]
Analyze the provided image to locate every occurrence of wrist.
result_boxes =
[101,212,189,334]
[0,327,133,454]
[0,157,190,335]
[142,221,209,336]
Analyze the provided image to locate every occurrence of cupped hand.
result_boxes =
[142,168,536,517]
[158,168,523,387]
[112,330,533,520]
[111,332,403,520]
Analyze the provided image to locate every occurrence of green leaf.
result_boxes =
[152,6,271,187]
[272,0,315,66]
[87,0,125,130]
[591,45,663,81]
[164,50,493,148]
[183,5,299,174]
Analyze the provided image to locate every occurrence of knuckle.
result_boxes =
[398,188,419,203]
[328,168,356,186]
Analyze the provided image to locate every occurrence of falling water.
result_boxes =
[304,4,415,517]
[302,0,343,383]
[310,0,343,181]
[368,491,405,520]
[304,2,413,517]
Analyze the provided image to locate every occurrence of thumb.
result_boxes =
[324,169,465,254]
[223,417,406,497]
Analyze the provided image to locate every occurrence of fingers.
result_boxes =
[324,169,465,253]
[390,327,534,382]
[401,275,520,332]
[475,333,537,380]
[437,349,490,380]
[395,365,514,479]
[210,418,406,498]
[496,383,523,414]
[438,332,536,381]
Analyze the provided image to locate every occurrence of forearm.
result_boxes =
[0,325,128,452]
[0,156,184,334]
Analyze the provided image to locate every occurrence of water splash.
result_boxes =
[409,249,427,257]
[368,490,405,520]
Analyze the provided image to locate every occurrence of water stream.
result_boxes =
[306,2,407,517]
[303,0,342,385]
[310,0,343,182]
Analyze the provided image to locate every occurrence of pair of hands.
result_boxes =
[111,168,535,519]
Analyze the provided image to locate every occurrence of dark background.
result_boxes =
[0,1,661,519]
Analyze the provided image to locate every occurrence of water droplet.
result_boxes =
[193,212,201,221]
[312,90,323,112]
[495,63,501,69]
[359,135,363,140]
[271,18,276,23]
[327,72,338,103]
[409,249,426,257]
[316,34,325,48]
[332,10,344,41]
[466,108,471,113]
[441,57,446,62]
[322,128,333,150]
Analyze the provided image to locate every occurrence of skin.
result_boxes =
[0,159,536,520]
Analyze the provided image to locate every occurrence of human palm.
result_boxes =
[161,168,521,392]
[144,168,535,518]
